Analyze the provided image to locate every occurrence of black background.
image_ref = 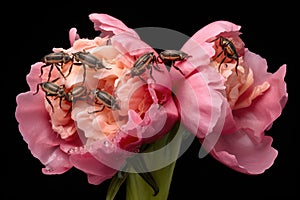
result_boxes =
[4,1,297,199]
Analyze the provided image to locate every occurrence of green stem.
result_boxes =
[126,160,177,200]
[126,122,183,200]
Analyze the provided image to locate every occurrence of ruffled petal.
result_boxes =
[235,67,287,137]
[188,20,241,57]
[69,27,80,46]
[89,13,139,38]
[173,65,226,138]
[177,36,211,76]
[110,32,153,58]
[207,129,278,174]
[70,153,117,185]
[26,62,43,92]
[15,92,72,174]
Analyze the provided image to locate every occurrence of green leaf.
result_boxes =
[137,171,160,196]
[126,160,177,200]
[106,171,129,200]
[128,156,159,196]
[126,121,185,200]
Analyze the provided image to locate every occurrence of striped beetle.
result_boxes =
[88,89,120,113]
[33,77,66,112]
[158,50,190,75]
[129,52,163,83]
[210,36,239,75]
[40,51,72,81]
[69,50,112,83]
[64,84,89,116]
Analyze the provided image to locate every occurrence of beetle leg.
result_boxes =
[173,64,184,76]
[152,60,163,72]
[40,64,49,77]
[149,66,156,83]
[156,56,164,64]
[218,56,227,72]
[48,65,55,81]
[66,63,74,77]
[212,50,224,62]
[88,104,105,114]
[60,97,64,109]
[40,63,54,82]
[64,107,72,118]
[138,76,147,84]
[64,102,74,118]
[208,36,219,43]
[234,59,239,75]
[33,83,41,95]
[82,64,87,83]
[45,95,54,113]
[54,63,66,80]
[51,77,60,83]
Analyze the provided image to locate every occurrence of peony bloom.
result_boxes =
[169,45,227,147]
[177,20,288,174]
[15,13,178,185]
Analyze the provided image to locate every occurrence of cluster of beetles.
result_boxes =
[34,36,240,116]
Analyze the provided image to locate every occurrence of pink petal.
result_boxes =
[177,37,211,76]
[87,139,131,172]
[26,62,43,92]
[117,98,178,149]
[141,97,178,143]
[110,32,153,57]
[15,92,72,174]
[41,147,72,174]
[70,153,117,185]
[116,110,143,151]
[243,50,270,83]
[110,32,172,86]
[173,65,227,138]
[69,27,80,46]
[207,129,278,174]
[234,63,288,139]
[89,13,139,38]
[188,20,241,57]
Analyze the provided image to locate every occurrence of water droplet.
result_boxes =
[104,140,110,147]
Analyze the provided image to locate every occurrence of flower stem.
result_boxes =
[126,121,183,200]
[126,160,177,200]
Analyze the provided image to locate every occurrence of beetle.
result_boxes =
[69,50,112,83]
[129,52,163,83]
[65,85,88,103]
[157,50,190,75]
[64,84,89,116]
[88,89,120,113]
[33,77,66,112]
[210,36,239,75]
[40,51,72,81]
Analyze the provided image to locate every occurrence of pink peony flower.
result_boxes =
[169,48,227,140]
[178,20,288,174]
[15,13,178,185]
